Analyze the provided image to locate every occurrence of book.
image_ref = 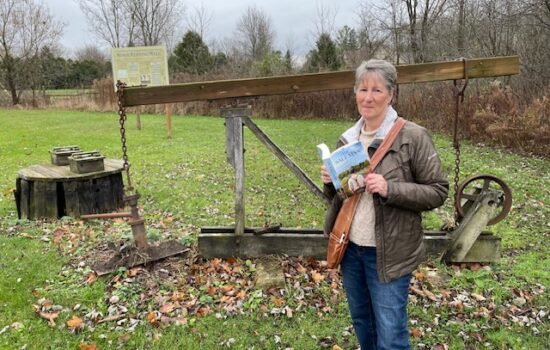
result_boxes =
[317,141,370,198]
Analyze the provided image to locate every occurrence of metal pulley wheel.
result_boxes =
[454,174,512,225]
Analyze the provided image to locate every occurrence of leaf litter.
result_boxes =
[16,217,548,349]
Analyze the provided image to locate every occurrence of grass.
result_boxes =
[0,108,549,349]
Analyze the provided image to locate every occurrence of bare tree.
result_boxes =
[125,0,184,48]
[403,0,448,63]
[313,1,338,37]
[357,2,392,63]
[0,0,63,105]
[76,0,134,47]
[75,44,108,62]
[236,5,274,60]
[186,2,213,40]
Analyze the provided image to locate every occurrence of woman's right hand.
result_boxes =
[321,165,332,184]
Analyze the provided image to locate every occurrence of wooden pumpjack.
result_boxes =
[115,56,519,260]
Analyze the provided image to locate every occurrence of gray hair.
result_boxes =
[354,59,397,93]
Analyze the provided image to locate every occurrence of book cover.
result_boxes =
[317,141,370,198]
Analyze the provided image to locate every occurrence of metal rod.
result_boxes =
[80,212,132,220]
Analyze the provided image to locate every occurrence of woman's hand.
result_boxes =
[348,173,365,192]
[321,165,332,184]
[365,173,388,197]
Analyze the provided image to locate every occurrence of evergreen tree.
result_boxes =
[307,33,341,72]
[173,31,212,74]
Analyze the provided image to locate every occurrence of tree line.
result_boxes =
[1,0,549,105]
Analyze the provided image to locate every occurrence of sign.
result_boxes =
[111,46,169,87]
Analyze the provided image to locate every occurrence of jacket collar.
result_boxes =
[340,106,398,144]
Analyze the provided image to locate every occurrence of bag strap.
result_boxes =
[334,117,406,240]
[367,117,406,173]
[339,117,406,220]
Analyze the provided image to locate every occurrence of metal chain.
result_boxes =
[452,58,468,222]
[116,80,133,192]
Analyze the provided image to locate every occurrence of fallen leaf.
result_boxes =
[127,267,145,277]
[159,303,176,314]
[67,315,84,330]
[97,314,125,324]
[410,286,425,297]
[423,288,438,302]
[311,271,325,284]
[410,328,422,337]
[79,342,97,350]
[39,311,59,326]
[146,312,159,327]
[471,293,486,302]
[196,306,211,317]
[85,272,98,285]
[53,228,64,245]
[414,270,426,282]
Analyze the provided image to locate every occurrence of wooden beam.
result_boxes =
[198,230,501,261]
[121,56,519,107]
[242,116,329,204]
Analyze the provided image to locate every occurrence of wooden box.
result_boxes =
[50,146,81,166]
[68,151,105,174]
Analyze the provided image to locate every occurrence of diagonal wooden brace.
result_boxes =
[442,191,500,262]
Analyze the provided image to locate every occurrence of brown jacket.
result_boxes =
[323,120,449,283]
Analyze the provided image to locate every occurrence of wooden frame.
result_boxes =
[116,56,519,261]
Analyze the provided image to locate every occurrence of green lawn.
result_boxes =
[0,109,548,349]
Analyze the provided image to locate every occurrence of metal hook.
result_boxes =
[452,58,469,102]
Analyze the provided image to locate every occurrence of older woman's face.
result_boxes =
[355,72,393,123]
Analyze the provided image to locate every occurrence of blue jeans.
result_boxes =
[341,242,411,350]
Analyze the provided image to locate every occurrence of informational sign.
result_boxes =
[111,46,169,87]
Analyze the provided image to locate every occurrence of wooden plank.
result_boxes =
[224,117,236,168]
[242,117,329,204]
[32,181,58,219]
[198,231,501,260]
[122,56,519,106]
[17,159,124,181]
[233,116,245,236]
[19,179,30,219]
[441,192,499,262]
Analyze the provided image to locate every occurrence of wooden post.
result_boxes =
[165,103,173,138]
[223,106,250,237]
[136,106,142,130]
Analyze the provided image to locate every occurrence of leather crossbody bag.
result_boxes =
[327,117,407,269]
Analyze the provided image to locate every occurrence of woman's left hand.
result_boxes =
[365,173,388,197]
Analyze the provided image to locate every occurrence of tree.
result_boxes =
[0,0,63,104]
[186,2,213,40]
[173,31,211,74]
[307,33,341,72]
[336,25,359,68]
[126,0,184,47]
[75,45,108,63]
[402,0,448,63]
[236,6,274,61]
[312,1,337,37]
[77,0,135,48]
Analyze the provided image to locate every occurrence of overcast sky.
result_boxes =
[45,0,363,59]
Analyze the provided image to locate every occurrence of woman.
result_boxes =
[321,59,448,350]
